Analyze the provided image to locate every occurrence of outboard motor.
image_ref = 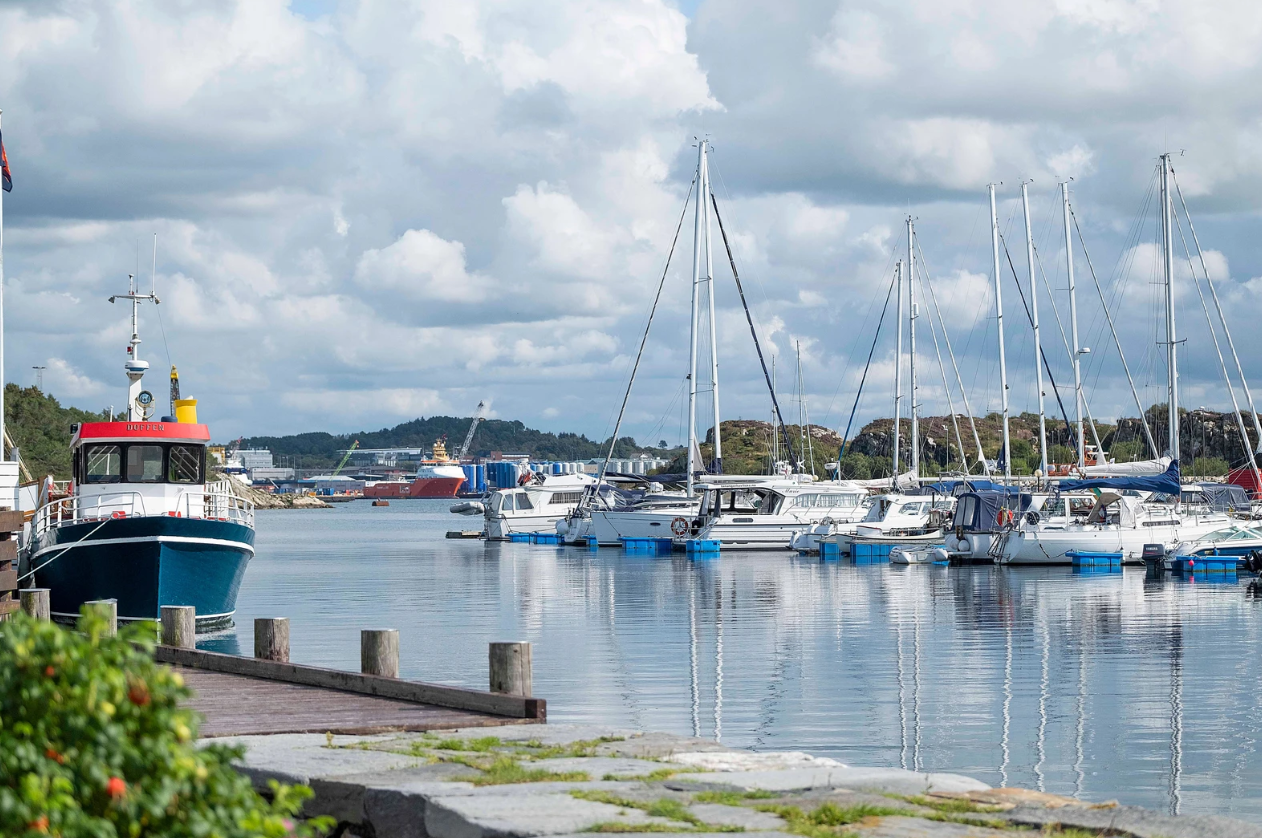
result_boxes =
[1142,543,1166,580]
[1244,549,1262,575]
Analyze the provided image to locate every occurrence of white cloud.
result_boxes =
[355,229,494,304]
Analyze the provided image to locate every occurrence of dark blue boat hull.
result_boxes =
[29,515,254,628]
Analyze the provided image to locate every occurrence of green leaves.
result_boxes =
[0,610,332,837]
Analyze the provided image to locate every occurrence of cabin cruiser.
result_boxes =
[802,493,951,555]
[484,471,597,539]
[20,277,254,628]
[580,493,699,545]
[943,489,1046,561]
[687,478,869,550]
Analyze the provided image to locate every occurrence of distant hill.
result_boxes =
[242,416,680,468]
[3,384,107,480]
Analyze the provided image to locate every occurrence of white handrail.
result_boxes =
[34,482,254,539]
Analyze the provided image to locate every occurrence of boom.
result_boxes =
[458,401,487,459]
[332,440,359,477]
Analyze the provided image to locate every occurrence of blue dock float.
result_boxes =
[529,532,561,545]
[1067,550,1122,567]
[621,537,674,555]
[1172,555,1240,575]
[820,541,841,561]
[585,535,599,549]
[509,533,532,543]
[852,542,895,564]
[686,539,720,558]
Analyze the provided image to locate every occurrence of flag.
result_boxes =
[0,130,10,193]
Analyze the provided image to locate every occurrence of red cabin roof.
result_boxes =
[73,421,211,446]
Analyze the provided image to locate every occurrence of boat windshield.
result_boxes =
[1203,527,1262,542]
[80,442,206,485]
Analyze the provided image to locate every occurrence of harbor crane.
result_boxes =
[457,401,487,459]
[332,440,360,477]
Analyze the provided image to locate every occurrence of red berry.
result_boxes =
[127,681,150,707]
[44,747,64,764]
[106,776,126,799]
[44,665,55,677]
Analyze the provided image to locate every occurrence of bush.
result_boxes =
[0,610,332,837]
[1191,457,1229,477]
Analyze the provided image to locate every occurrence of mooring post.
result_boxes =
[254,617,290,662]
[84,599,117,636]
[361,629,399,678]
[489,641,532,696]
[20,588,50,621]
[160,605,196,649]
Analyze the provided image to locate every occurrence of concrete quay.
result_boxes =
[222,724,1262,838]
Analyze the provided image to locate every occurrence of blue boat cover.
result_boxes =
[955,490,1034,531]
[1058,459,1181,495]
[1190,482,1250,512]
[920,478,1010,496]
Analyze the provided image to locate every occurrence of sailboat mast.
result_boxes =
[893,259,903,481]
[1161,154,1180,462]
[989,184,1011,481]
[908,217,919,480]
[685,141,704,497]
[1022,182,1048,477]
[1061,181,1085,468]
[701,144,722,470]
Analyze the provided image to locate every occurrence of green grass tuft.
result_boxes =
[434,736,502,752]
[693,790,779,805]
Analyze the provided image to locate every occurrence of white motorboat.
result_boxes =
[689,478,870,550]
[821,494,954,555]
[483,472,596,539]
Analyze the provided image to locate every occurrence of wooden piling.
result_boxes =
[0,509,23,621]
[254,618,290,662]
[84,599,117,636]
[160,605,196,649]
[361,629,399,678]
[489,641,532,696]
[20,588,50,621]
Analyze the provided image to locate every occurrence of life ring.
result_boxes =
[997,508,1011,527]
[111,511,127,519]
[670,517,689,537]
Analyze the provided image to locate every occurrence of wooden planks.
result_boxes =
[179,668,538,737]
[155,646,545,721]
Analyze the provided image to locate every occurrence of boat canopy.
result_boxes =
[1057,459,1181,496]
[952,490,1034,532]
[1078,456,1172,477]
[1188,482,1250,512]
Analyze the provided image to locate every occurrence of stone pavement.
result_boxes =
[220,724,1262,838]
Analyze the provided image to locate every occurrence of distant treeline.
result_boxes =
[243,416,679,468]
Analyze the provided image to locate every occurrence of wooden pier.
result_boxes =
[24,601,545,738]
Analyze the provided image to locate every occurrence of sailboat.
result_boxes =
[21,273,256,627]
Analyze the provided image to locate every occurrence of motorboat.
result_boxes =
[688,478,870,550]
[1169,523,1262,567]
[483,471,596,539]
[820,494,954,556]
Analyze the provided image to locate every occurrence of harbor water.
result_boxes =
[208,500,1262,823]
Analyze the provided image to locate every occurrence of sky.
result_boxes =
[2,0,1262,449]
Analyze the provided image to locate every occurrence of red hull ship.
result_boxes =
[363,439,467,499]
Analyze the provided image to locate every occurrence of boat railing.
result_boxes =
[33,481,254,538]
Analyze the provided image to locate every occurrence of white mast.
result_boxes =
[989,184,1011,481]
[1061,181,1086,468]
[701,143,722,471]
[685,141,704,497]
[893,259,903,481]
[1172,176,1262,455]
[1161,154,1180,462]
[907,217,919,480]
[1021,182,1048,477]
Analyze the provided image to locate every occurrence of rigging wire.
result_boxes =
[710,191,800,469]
[838,267,898,465]
[582,172,697,510]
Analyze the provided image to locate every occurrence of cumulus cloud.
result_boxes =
[0,0,1260,445]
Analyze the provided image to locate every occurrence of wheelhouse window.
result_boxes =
[126,445,165,483]
[168,445,203,484]
[85,445,122,484]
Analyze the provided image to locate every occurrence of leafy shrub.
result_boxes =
[0,609,333,837]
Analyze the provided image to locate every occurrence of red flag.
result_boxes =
[1,131,11,193]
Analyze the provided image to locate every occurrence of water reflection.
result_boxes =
[216,502,1262,824]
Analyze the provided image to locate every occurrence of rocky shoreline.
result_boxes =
[223,725,1260,838]
[224,476,332,509]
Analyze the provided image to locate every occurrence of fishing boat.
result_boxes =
[20,276,254,628]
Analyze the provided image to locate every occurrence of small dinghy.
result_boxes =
[450,500,485,515]
[890,546,938,565]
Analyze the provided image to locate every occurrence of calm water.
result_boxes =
[206,501,1262,822]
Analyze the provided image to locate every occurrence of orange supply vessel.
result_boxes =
[364,439,466,499]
